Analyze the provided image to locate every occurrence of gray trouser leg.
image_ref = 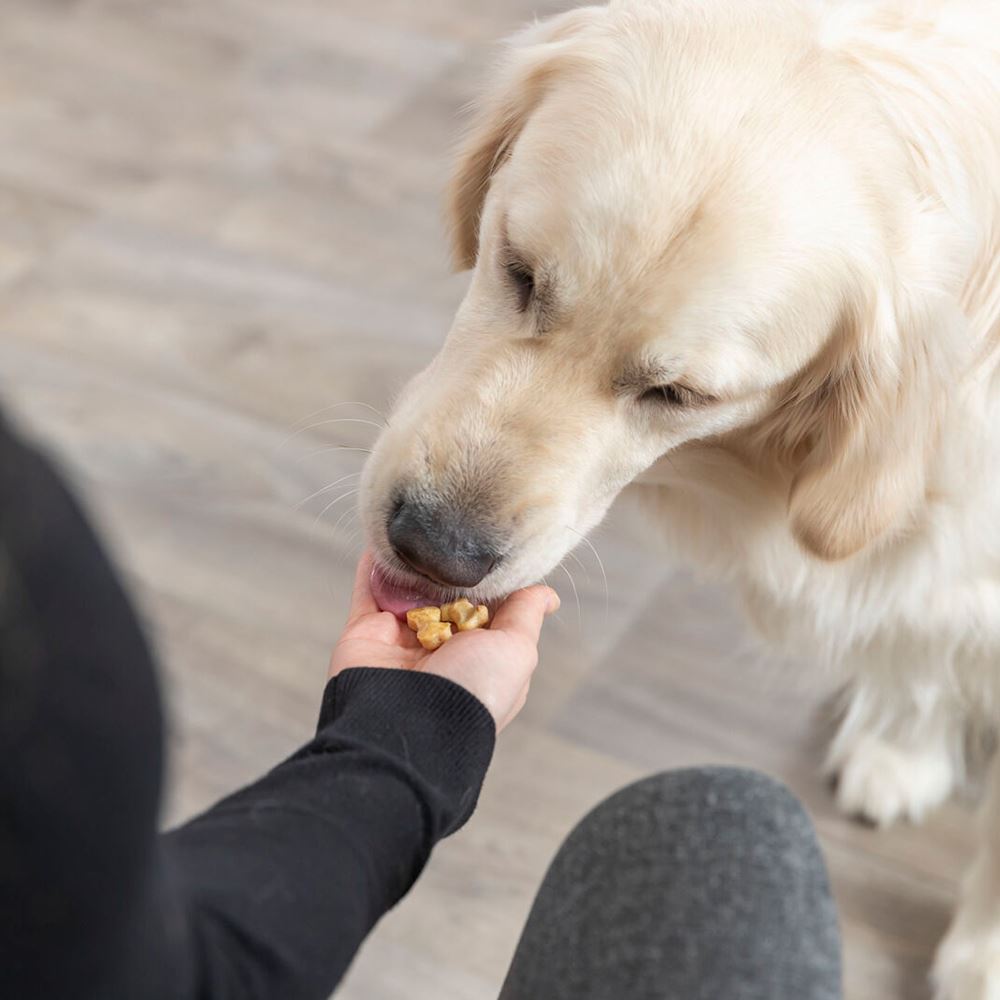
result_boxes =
[499,767,842,1000]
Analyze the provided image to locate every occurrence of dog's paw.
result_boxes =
[830,735,955,827]
[933,923,1000,1000]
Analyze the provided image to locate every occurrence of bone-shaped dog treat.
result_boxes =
[406,600,490,650]
[441,598,490,632]
[415,621,452,651]
[406,607,451,650]
[406,606,442,632]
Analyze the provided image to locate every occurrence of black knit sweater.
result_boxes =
[0,414,496,1000]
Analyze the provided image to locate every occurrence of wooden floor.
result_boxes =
[0,2,973,997]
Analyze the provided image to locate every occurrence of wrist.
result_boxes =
[316,667,497,834]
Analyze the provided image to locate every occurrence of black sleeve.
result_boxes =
[157,668,495,1000]
[0,413,496,1000]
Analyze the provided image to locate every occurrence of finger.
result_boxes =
[490,585,560,645]
[346,551,380,621]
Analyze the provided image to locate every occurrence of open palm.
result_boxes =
[329,554,559,731]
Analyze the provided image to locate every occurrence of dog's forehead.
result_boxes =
[507,92,865,296]
[507,108,791,283]
[505,133,780,313]
[503,27,866,267]
[509,104,708,242]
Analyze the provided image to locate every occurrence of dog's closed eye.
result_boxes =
[616,363,718,408]
[640,383,711,407]
[504,257,535,312]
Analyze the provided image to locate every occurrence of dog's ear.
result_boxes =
[779,284,962,561]
[446,8,604,270]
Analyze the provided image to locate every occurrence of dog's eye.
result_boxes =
[641,383,695,407]
[505,259,535,312]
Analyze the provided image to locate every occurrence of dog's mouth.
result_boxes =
[369,558,509,620]
[370,559,473,619]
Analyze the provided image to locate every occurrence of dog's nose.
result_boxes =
[387,499,499,588]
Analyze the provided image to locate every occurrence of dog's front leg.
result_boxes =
[826,668,965,828]
[933,749,1000,1000]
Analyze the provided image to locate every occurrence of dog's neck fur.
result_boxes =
[832,1,1000,344]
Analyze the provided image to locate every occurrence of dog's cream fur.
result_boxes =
[360,2,1000,993]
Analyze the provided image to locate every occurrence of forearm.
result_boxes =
[159,667,495,1000]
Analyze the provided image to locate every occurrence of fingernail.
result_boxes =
[546,590,561,614]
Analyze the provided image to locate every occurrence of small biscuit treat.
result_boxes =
[416,621,453,651]
[406,606,442,632]
[441,598,490,632]
[406,599,490,651]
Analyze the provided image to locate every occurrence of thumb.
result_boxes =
[490,585,560,645]
[346,551,379,622]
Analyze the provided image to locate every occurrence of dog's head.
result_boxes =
[361,1,967,615]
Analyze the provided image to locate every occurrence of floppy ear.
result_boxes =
[446,8,604,270]
[779,284,962,561]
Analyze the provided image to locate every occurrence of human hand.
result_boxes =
[329,553,559,731]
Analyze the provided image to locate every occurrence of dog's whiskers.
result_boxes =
[329,503,361,537]
[557,562,583,633]
[299,446,374,460]
[342,519,368,555]
[281,401,388,452]
[287,400,387,431]
[337,526,362,553]
[565,525,610,630]
[565,549,589,580]
[286,417,386,443]
[313,489,360,529]
[295,471,363,510]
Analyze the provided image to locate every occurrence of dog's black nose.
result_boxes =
[388,499,499,588]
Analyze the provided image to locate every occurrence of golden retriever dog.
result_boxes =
[358,1,1000,994]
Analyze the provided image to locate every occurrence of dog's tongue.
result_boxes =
[370,562,439,619]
